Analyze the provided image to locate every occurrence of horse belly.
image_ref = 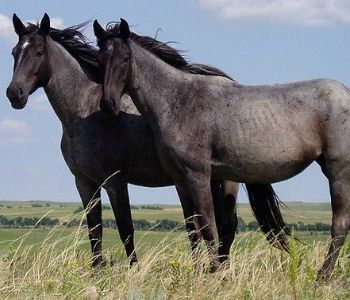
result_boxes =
[212,133,321,184]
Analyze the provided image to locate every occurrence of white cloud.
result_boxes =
[51,17,65,29]
[196,0,350,26]
[0,119,34,145]
[25,16,65,29]
[0,119,29,132]
[0,14,15,39]
[0,13,65,42]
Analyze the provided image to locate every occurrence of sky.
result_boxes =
[0,0,350,204]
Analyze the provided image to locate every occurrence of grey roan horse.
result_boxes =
[6,14,241,268]
[94,18,350,280]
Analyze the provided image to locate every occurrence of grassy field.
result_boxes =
[0,200,334,253]
[0,200,332,224]
[0,227,181,253]
[0,200,348,299]
[0,227,348,299]
[0,227,331,253]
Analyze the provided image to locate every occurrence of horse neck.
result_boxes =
[128,41,188,131]
[44,38,101,132]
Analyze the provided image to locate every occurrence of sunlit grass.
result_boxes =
[0,223,349,299]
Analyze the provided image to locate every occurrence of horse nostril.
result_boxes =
[19,88,24,96]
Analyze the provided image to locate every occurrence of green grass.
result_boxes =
[0,200,347,299]
[0,227,181,253]
[0,228,348,299]
[0,227,330,255]
[0,200,334,254]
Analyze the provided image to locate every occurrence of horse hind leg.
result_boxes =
[212,180,239,263]
[317,161,350,281]
[175,185,202,254]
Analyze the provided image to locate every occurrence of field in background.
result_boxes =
[0,227,181,253]
[0,200,332,223]
[0,228,331,254]
[0,200,334,264]
[0,200,333,252]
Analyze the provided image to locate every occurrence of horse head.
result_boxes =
[6,13,52,109]
[93,18,131,117]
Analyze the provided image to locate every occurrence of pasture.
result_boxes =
[0,229,348,299]
[0,200,334,251]
[0,200,348,299]
[0,200,332,223]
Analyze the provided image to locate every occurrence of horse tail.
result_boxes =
[245,183,290,252]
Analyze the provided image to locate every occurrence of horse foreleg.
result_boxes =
[105,179,137,266]
[75,177,103,269]
[317,174,350,281]
[176,171,220,272]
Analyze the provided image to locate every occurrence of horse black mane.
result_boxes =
[23,22,235,82]
[24,22,100,75]
[99,22,235,81]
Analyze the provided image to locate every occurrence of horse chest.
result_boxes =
[61,132,118,179]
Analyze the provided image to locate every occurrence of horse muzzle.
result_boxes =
[6,85,28,109]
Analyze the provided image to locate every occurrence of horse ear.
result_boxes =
[93,20,105,40]
[119,18,130,40]
[13,13,25,37]
[38,13,50,36]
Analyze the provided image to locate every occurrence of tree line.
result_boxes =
[73,204,164,214]
[0,215,332,233]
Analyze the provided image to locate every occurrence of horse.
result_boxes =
[94,18,350,280]
[6,13,240,269]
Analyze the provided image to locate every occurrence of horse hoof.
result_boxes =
[218,255,229,264]
[129,257,138,268]
[315,270,331,285]
[92,257,106,270]
[311,280,322,289]
[209,261,221,273]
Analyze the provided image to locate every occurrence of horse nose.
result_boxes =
[6,85,23,101]
[6,86,14,100]
[100,96,119,117]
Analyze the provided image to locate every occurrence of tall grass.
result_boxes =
[0,223,349,299]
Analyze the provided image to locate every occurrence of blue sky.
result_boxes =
[0,1,350,203]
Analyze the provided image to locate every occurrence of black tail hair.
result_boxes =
[245,183,291,251]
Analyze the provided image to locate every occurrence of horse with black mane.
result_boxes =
[94,18,350,280]
[6,13,241,268]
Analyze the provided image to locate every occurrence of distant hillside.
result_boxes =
[0,200,332,224]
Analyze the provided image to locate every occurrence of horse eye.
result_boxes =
[35,50,43,57]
